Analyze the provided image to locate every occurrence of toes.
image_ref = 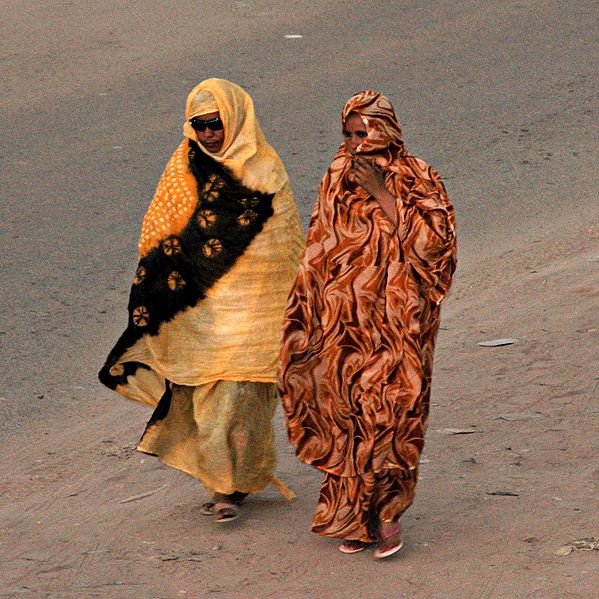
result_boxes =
[200,502,216,515]
[214,503,239,523]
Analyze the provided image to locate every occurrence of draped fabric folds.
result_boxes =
[99,141,303,401]
[99,79,303,496]
[137,381,280,495]
[278,91,456,539]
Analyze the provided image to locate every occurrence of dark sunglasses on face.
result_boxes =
[190,116,224,132]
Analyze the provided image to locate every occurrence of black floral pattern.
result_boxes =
[99,142,275,390]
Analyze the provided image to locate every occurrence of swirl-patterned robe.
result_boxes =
[278,91,456,539]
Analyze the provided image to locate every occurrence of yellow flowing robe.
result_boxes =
[99,79,304,497]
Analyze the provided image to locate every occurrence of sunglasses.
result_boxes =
[189,116,224,132]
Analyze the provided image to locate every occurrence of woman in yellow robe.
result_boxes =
[99,78,303,522]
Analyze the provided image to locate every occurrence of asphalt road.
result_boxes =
[1,0,596,432]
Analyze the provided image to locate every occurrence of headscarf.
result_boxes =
[340,90,407,171]
[138,79,292,257]
[342,90,405,153]
[182,78,287,194]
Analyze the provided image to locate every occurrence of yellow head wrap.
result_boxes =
[187,89,218,116]
[183,78,287,194]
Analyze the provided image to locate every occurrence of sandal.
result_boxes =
[374,521,403,559]
[339,540,373,554]
[201,492,246,517]
[214,502,239,523]
[200,502,216,516]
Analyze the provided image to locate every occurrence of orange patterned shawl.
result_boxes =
[99,80,303,405]
[278,91,457,477]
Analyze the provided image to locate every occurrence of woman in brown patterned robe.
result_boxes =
[278,91,457,557]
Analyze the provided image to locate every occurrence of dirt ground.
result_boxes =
[1,222,597,598]
[1,1,597,597]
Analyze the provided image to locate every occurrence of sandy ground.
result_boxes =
[1,1,597,597]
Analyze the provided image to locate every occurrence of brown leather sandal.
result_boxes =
[200,502,216,516]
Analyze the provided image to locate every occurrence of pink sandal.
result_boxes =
[374,521,403,559]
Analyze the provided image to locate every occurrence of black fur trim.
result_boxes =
[99,143,274,389]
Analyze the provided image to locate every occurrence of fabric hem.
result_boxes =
[136,445,273,495]
[311,526,377,543]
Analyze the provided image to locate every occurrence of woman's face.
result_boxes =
[342,112,368,154]
[190,111,225,153]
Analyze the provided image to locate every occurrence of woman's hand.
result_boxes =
[352,156,398,225]
[352,157,388,198]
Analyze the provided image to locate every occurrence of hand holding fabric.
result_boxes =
[351,156,384,193]
[353,157,398,225]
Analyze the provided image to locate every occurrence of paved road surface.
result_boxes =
[1,1,597,597]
